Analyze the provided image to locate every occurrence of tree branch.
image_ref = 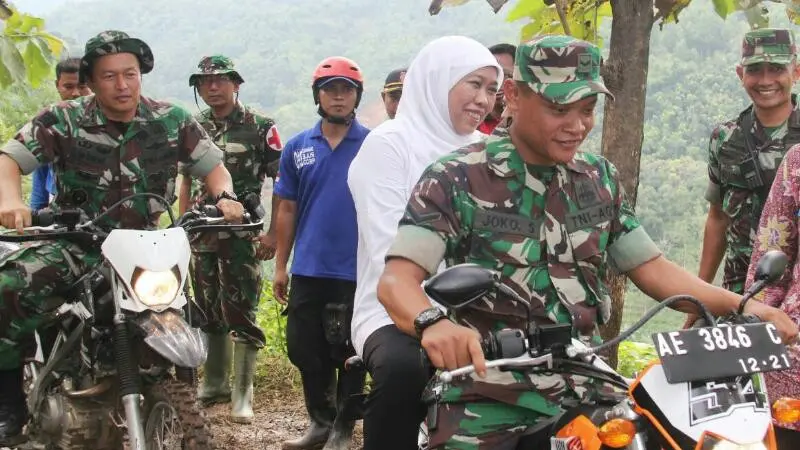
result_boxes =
[556,0,572,35]
[0,0,12,20]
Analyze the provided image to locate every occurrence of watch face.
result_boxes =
[417,308,442,326]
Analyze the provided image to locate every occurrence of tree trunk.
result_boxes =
[598,0,655,368]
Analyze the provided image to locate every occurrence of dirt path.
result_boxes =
[206,388,364,450]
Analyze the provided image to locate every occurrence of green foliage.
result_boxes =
[0,4,64,88]
[441,0,800,43]
[257,280,289,357]
[617,341,658,378]
[0,82,59,204]
[37,0,519,139]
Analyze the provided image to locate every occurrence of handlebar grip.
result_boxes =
[202,205,222,218]
[482,329,527,360]
[242,193,266,220]
[31,209,54,227]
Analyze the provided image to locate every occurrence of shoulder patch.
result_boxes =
[266,124,282,151]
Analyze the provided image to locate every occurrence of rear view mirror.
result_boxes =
[738,250,789,314]
[754,250,788,285]
[423,263,497,310]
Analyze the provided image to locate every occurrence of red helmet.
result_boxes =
[312,56,364,86]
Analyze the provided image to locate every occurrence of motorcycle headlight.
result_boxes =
[132,267,180,308]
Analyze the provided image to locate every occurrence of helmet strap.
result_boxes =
[317,105,354,126]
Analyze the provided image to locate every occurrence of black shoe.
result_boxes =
[322,367,366,450]
[0,367,28,446]
[0,401,27,446]
[282,371,335,450]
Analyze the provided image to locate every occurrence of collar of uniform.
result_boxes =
[78,94,157,128]
[486,135,591,178]
[309,118,363,141]
[745,93,800,133]
[486,135,522,178]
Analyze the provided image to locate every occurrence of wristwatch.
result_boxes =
[214,190,238,203]
[414,307,448,339]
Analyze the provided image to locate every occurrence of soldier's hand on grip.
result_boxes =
[0,200,31,234]
[216,198,244,224]
[421,320,487,378]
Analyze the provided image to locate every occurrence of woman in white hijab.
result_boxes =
[347,35,502,450]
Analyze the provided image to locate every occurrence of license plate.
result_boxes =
[651,323,791,384]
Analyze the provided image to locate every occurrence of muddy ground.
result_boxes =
[206,387,364,450]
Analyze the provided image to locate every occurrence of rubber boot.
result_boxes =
[230,342,259,423]
[282,373,336,450]
[197,332,232,406]
[322,367,365,450]
[0,367,28,447]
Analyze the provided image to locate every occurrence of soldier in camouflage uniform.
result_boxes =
[698,28,800,297]
[0,30,243,445]
[375,35,798,449]
[180,55,283,423]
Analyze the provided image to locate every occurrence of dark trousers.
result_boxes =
[286,275,362,423]
[362,324,433,450]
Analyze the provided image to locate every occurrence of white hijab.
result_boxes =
[379,35,503,162]
[346,36,503,356]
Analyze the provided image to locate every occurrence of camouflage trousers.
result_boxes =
[424,367,612,450]
[189,231,266,348]
[0,240,98,370]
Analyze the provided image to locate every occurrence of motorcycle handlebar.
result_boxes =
[2,204,261,243]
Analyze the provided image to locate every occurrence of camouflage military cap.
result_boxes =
[513,35,613,105]
[741,28,797,66]
[80,30,154,82]
[189,55,245,87]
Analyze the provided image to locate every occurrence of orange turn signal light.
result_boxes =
[772,397,800,424]
[598,418,636,448]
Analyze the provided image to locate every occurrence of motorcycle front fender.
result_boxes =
[134,309,208,368]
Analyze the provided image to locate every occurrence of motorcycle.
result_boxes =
[417,250,798,450]
[0,192,265,450]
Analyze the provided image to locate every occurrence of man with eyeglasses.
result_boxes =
[180,54,283,424]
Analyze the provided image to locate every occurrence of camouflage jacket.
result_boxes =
[1,94,223,231]
[190,102,282,202]
[387,135,661,336]
[705,95,800,293]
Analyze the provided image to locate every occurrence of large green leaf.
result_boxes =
[22,37,52,88]
[15,14,45,33]
[0,36,26,88]
[712,0,737,18]
[34,32,64,56]
[0,7,64,89]
[507,0,546,22]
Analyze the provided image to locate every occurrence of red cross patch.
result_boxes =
[266,125,282,151]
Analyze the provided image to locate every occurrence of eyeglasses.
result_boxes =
[197,74,233,86]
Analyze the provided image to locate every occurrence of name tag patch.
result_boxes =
[565,203,613,232]
[473,209,539,239]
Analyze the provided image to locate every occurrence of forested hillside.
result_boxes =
[4,0,798,340]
